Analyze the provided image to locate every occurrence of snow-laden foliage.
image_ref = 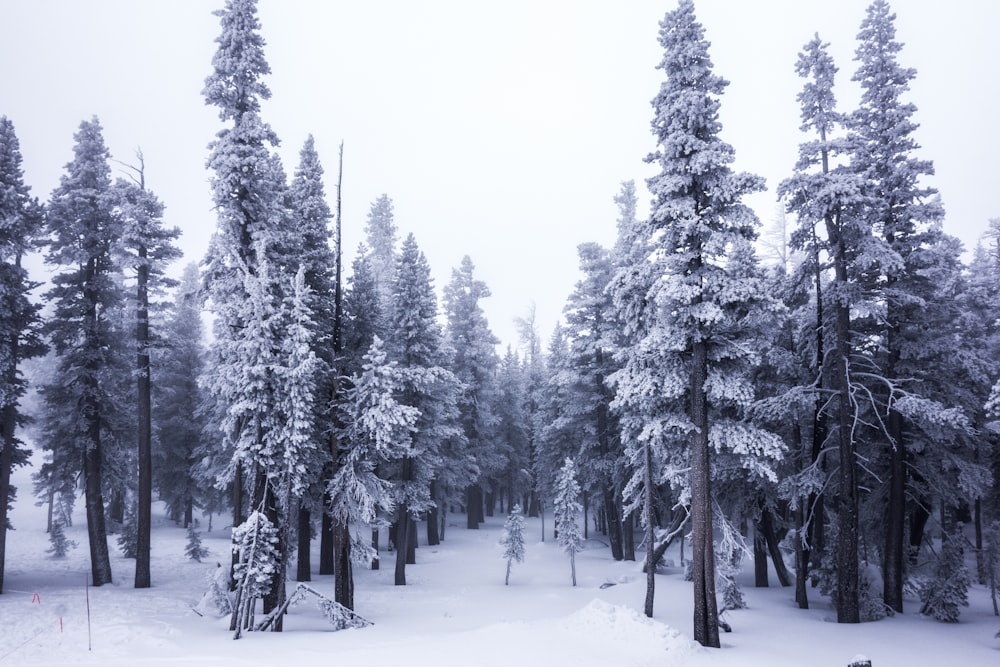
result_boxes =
[46,519,77,558]
[500,504,526,585]
[185,525,209,562]
[232,511,280,608]
[919,534,970,622]
[554,458,582,587]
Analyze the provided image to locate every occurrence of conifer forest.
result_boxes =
[1,0,999,660]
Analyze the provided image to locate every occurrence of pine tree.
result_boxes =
[186,525,210,563]
[612,1,782,645]
[919,531,970,622]
[562,240,625,560]
[553,458,582,586]
[113,155,182,589]
[0,116,45,594]
[443,256,498,532]
[46,519,76,558]
[331,336,418,570]
[384,234,462,585]
[43,117,124,587]
[364,194,398,311]
[153,264,207,528]
[201,0,292,622]
[500,503,526,585]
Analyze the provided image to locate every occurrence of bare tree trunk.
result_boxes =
[0,397,15,594]
[884,406,905,613]
[394,510,409,586]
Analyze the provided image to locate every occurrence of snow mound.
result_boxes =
[561,599,698,664]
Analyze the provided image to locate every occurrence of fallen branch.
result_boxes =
[255,583,373,632]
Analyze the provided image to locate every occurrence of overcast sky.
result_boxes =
[2,1,997,350]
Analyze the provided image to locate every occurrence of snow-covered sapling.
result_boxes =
[186,524,210,562]
[46,519,77,558]
[554,458,583,586]
[500,503,526,585]
[920,531,970,622]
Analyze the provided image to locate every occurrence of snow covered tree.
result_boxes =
[919,531,970,622]
[612,1,783,646]
[561,241,626,560]
[0,116,45,594]
[46,519,76,558]
[231,510,280,636]
[42,117,124,587]
[553,458,583,586]
[494,348,532,522]
[285,135,338,588]
[186,525,209,562]
[500,503,526,585]
[112,155,182,589]
[153,264,208,528]
[443,255,498,531]
[364,194,398,310]
[200,0,296,619]
[777,31,868,623]
[384,234,463,585]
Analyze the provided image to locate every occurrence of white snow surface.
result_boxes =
[3,459,999,666]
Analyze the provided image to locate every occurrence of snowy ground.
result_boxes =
[3,459,999,666]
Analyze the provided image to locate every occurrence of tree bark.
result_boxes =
[394,510,409,586]
[884,406,906,613]
[754,526,769,587]
[466,485,483,528]
[296,505,311,581]
[642,438,655,618]
[135,252,152,589]
[760,508,792,587]
[426,482,440,546]
[83,408,113,586]
[0,396,15,595]
[334,521,353,608]
[319,500,334,575]
[690,339,720,647]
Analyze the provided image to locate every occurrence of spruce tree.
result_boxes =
[153,264,207,528]
[43,117,123,587]
[553,458,582,587]
[113,158,182,589]
[0,116,45,594]
[384,233,462,585]
[443,255,498,532]
[500,503,526,585]
[612,1,782,645]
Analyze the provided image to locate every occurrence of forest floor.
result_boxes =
[2,459,999,666]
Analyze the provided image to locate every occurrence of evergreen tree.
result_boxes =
[494,348,531,522]
[330,336,418,572]
[553,458,583,587]
[443,255,498,531]
[919,531,970,622]
[46,519,76,558]
[153,264,207,528]
[113,156,182,589]
[43,117,124,587]
[612,1,782,645]
[500,503,526,585]
[186,525,209,562]
[562,241,625,560]
[201,0,293,623]
[0,116,45,594]
[364,194,398,310]
[286,135,337,587]
[384,234,462,585]
[778,31,869,623]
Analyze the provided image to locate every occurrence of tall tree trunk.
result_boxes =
[466,486,483,529]
[884,406,906,613]
[642,439,655,617]
[371,527,379,570]
[604,488,624,561]
[754,525,769,587]
[334,521,353,608]
[823,213,860,623]
[0,397,15,595]
[230,462,243,590]
[394,509,409,586]
[83,396,113,586]
[135,251,152,589]
[319,493,334,575]
[760,508,792,587]
[623,510,635,561]
[296,505,311,581]
[690,339,720,647]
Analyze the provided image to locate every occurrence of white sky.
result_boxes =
[2,0,997,350]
